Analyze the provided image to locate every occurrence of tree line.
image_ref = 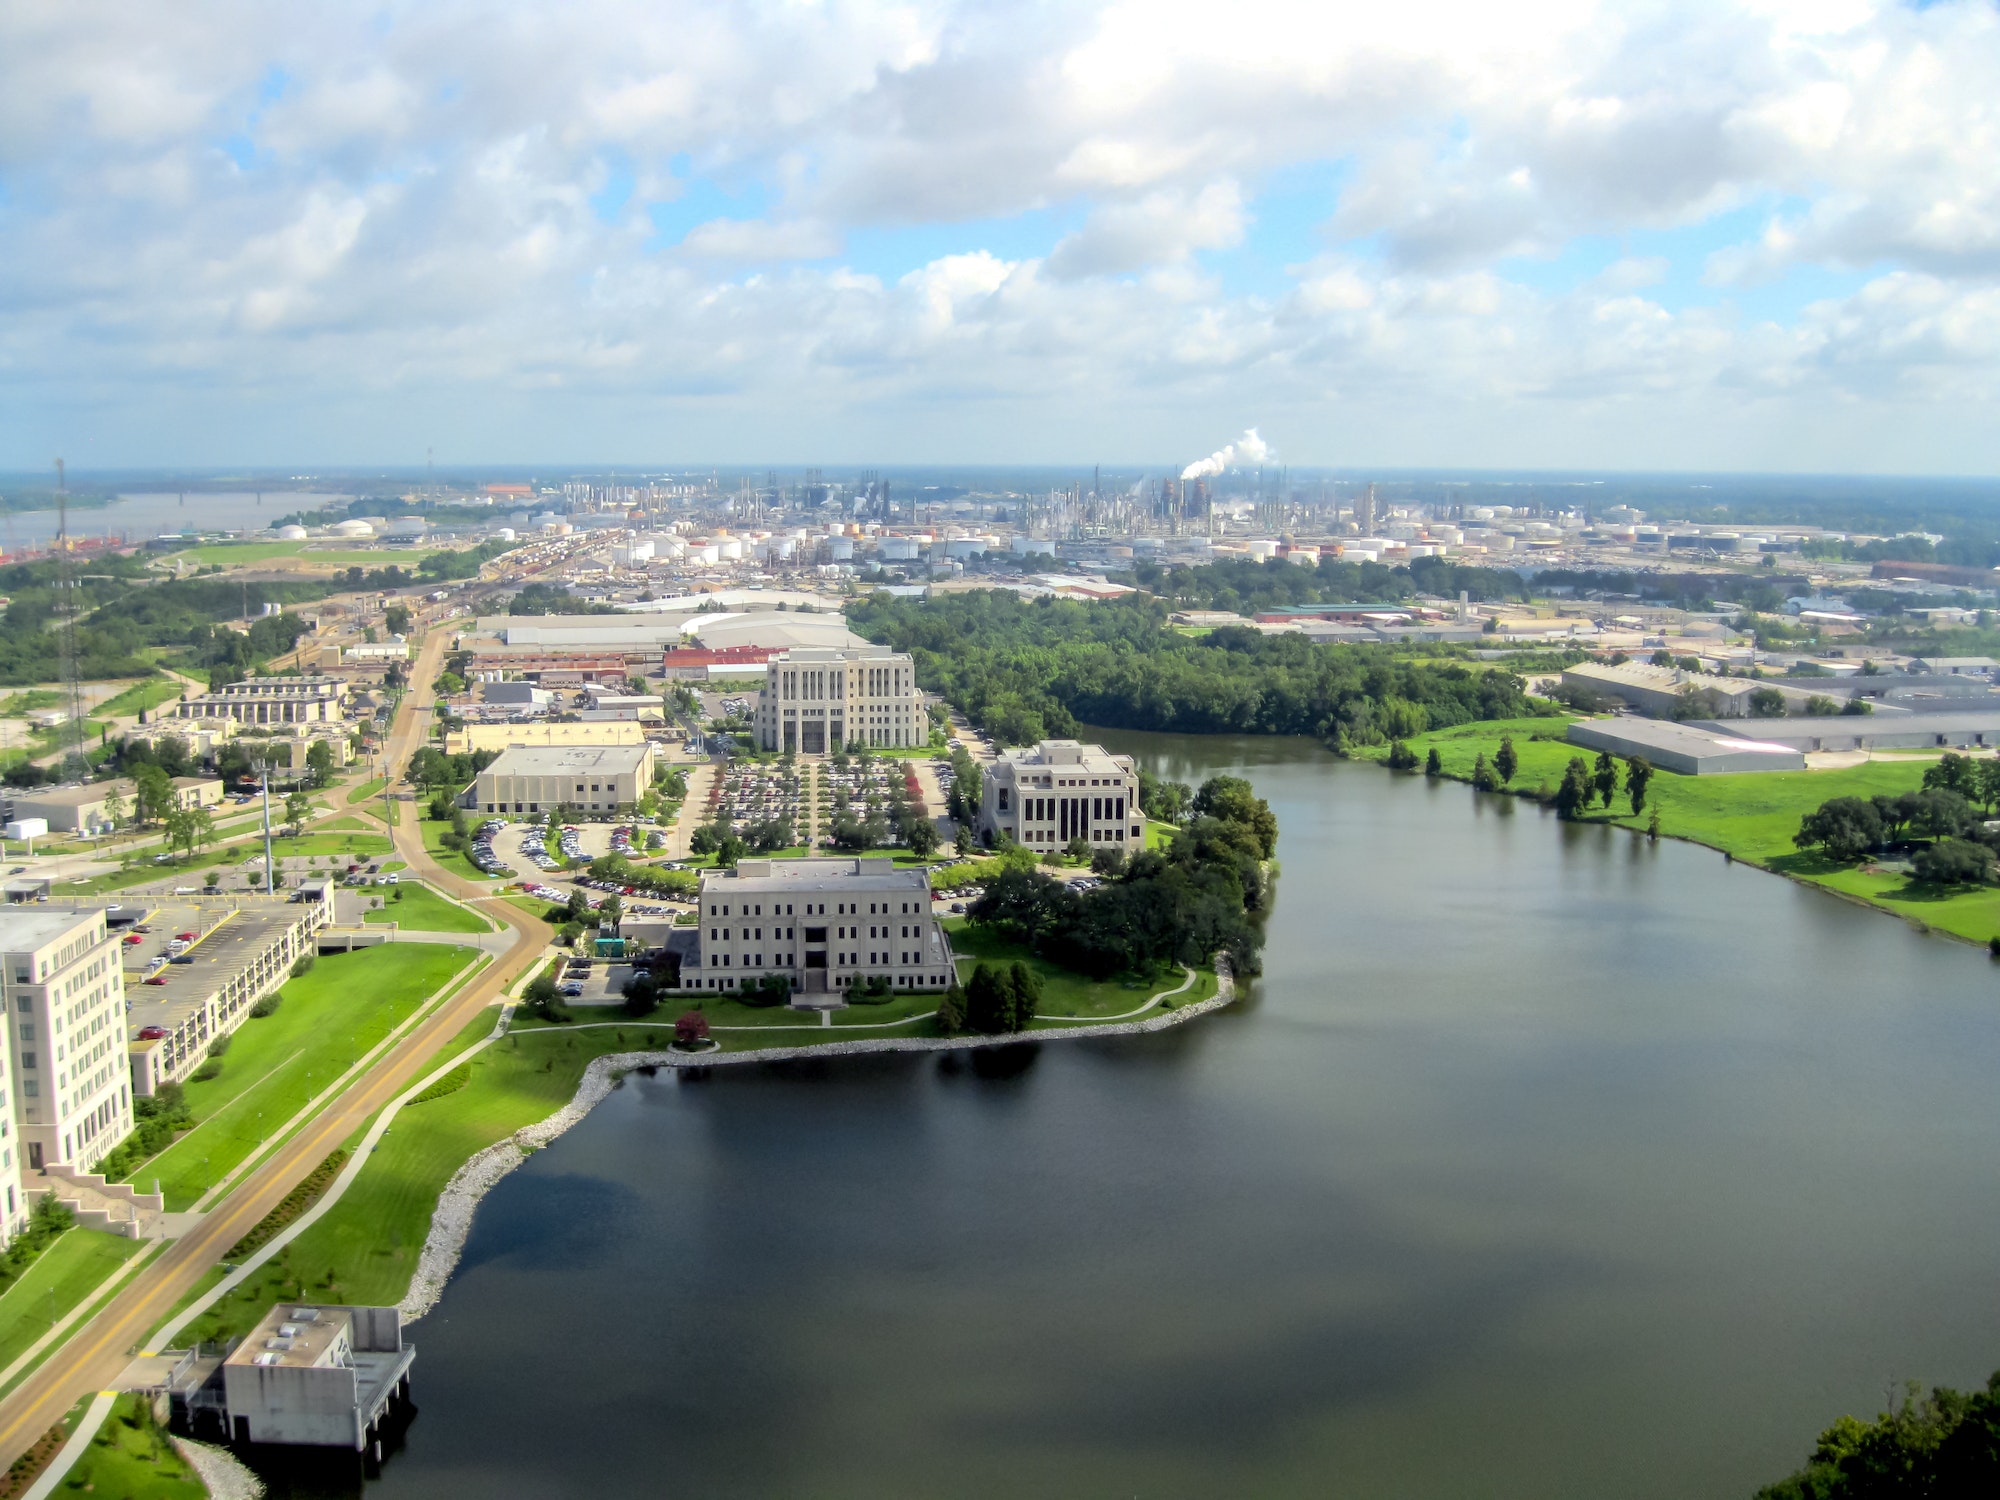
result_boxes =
[1791,754,2000,886]
[848,587,1554,749]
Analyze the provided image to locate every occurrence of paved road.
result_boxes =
[0,630,553,1470]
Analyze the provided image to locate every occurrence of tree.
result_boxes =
[1063,834,1092,862]
[937,983,967,1034]
[133,763,174,826]
[284,790,311,838]
[1923,752,1980,802]
[1592,750,1619,809]
[1386,739,1418,771]
[1803,694,1840,716]
[1191,776,1277,858]
[1425,747,1442,778]
[304,738,333,790]
[906,819,939,858]
[100,784,127,831]
[1911,788,1976,843]
[163,801,214,863]
[1090,845,1127,878]
[1004,961,1041,1030]
[1626,756,1654,816]
[964,963,1012,1033]
[1794,797,1885,862]
[384,604,412,636]
[1495,736,1519,785]
[1979,758,2000,813]
[1471,752,1498,792]
[1554,757,1592,820]
[674,1011,710,1047]
[1748,687,1787,717]
[1912,838,1995,887]
[524,974,567,1022]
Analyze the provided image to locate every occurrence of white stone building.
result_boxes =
[0,908,132,1175]
[682,857,955,999]
[980,740,1142,851]
[465,742,657,818]
[754,647,923,753]
[174,676,348,725]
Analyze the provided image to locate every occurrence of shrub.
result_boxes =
[250,992,282,1018]
[190,1060,223,1082]
[290,954,316,978]
[408,1065,471,1105]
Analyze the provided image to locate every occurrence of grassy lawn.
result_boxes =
[363,881,493,932]
[266,830,393,859]
[58,1394,203,1498]
[113,945,481,1210]
[162,540,310,567]
[420,815,508,880]
[180,1012,618,1339]
[93,677,185,719]
[0,1233,144,1376]
[313,815,375,833]
[346,776,387,804]
[946,920,1217,1021]
[1357,716,2000,944]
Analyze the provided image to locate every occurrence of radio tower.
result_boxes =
[54,459,86,776]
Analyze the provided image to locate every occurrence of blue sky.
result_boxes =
[3,0,1998,474]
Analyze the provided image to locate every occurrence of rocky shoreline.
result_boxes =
[400,957,1237,1320]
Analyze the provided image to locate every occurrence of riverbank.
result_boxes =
[1357,716,2000,946]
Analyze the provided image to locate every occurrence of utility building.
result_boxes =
[214,1304,415,1452]
[755,647,923,753]
[173,676,348,725]
[980,740,1142,850]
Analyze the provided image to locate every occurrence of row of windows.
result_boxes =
[708,923,923,943]
[706,899,922,918]
[700,971,945,991]
[710,948,925,968]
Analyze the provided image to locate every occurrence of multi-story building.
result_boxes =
[755,647,923,753]
[7,775,223,835]
[0,908,132,1175]
[681,857,955,998]
[980,740,1142,851]
[464,742,657,818]
[174,676,348,725]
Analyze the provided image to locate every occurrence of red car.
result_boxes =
[174,931,196,942]
[143,975,168,986]
[123,933,143,945]
[136,1026,167,1040]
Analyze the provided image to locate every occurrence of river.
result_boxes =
[299,732,2000,1497]
[0,491,350,552]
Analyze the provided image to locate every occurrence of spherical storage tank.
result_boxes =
[275,525,309,540]
[331,518,376,538]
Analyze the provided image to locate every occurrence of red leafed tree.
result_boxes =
[674,1011,710,1047]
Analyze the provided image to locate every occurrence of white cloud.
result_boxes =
[1,0,1999,470]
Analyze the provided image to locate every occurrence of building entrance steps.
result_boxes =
[36,1167,165,1239]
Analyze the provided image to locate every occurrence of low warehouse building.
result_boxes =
[1566,718,1807,775]
[465,742,657,817]
[1697,711,2000,753]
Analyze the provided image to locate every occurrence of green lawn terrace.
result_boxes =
[1358,716,2000,945]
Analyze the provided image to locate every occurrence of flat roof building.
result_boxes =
[466,742,657,818]
[0,907,132,1178]
[1697,711,2000,753]
[755,646,923,754]
[682,857,955,1000]
[7,776,223,836]
[219,1303,415,1451]
[174,676,346,725]
[980,740,1142,850]
[1566,718,1807,775]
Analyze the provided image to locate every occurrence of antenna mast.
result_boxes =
[54,459,86,776]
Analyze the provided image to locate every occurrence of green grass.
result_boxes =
[313,815,374,833]
[161,540,311,567]
[58,1393,203,1498]
[0,689,65,715]
[266,830,392,858]
[114,945,480,1210]
[180,1012,614,1338]
[1355,717,2000,944]
[92,678,185,720]
[945,920,1217,1021]
[346,776,387,804]
[362,881,493,932]
[420,815,507,880]
[0,1233,144,1376]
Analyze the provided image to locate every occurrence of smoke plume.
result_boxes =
[1181,428,1271,481]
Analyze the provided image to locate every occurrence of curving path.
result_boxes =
[0,631,553,1472]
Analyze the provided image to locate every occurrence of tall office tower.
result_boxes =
[1356,483,1378,534]
[0,907,133,1179]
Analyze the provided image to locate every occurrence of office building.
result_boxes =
[465,743,657,817]
[174,676,347,725]
[682,857,955,998]
[0,908,132,1174]
[754,646,923,753]
[980,740,1142,849]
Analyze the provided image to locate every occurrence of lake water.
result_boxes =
[0,491,349,551]
[297,733,2000,1497]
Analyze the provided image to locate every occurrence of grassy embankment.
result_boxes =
[50,1394,204,1497]
[946,919,1219,1022]
[0,1234,145,1380]
[1359,716,2000,944]
[111,944,480,1210]
[93,678,186,720]
[361,881,493,933]
[346,776,387,804]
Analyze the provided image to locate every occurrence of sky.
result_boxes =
[4,0,2000,476]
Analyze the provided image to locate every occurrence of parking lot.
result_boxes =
[555,958,636,1005]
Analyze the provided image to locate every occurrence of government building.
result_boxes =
[465,742,657,818]
[980,739,1143,850]
[0,908,132,1180]
[682,857,955,999]
[174,676,348,725]
[754,647,923,753]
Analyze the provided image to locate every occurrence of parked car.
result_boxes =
[136,1026,168,1040]
[123,933,143,945]
[174,931,196,942]
[143,975,168,986]
[558,982,585,997]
